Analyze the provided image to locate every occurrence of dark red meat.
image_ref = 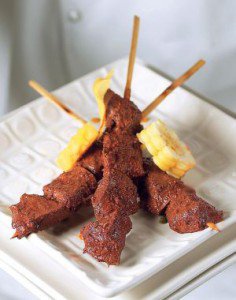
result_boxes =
[140,161,179,215]
[10,194,70,238]
[44,166,97,210]
[166,186,223,233]
[141,161,223,233]
[11,166,97,238]
[78,141,103,179]
[105,89,142,134]
[92,169,139,222]
[81,212,132,265]
[80,90,144,264]
[103,131,144,178]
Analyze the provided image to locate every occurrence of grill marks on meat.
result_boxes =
[103,132,144,178]
[81,91,143,264]
[44,166,97,210]
[141,161,223,233]
[10,194,70,239]
[10,166,97,238]
[105,89,142,134]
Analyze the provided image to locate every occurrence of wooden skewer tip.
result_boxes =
[29,80,86,124]
[207,222,221,232]
[124,15,140,100]
[142,59,206,118]
[11,232,19,239]
[77,232,83,240]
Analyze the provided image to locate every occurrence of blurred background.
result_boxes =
[0,0,236,116]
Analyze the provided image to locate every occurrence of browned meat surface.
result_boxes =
[166,186,223,233]
[81,136,141,264]
[10,194,70,238]
[140,161,179,215]
[92,169,139,221]
[141,161,223,233]
[105,89,142,134]
[44,166,97,210]
[78,141,103,179]
[103,131,144,178]
[80,91,144,264]
[81,212,132,265]
[11,166,97,238]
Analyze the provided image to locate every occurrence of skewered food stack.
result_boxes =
[140,159,223,233]
[81,90,143,264]
[10,16,223,266]
[10,84,223,263]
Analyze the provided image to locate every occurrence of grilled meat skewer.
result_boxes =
[81,91,143,264]
[140,160,223,233]
[10,166,97,238]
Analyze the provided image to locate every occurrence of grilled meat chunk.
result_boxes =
[81,212,132,265]
[44,166,97,210]
[92,169,139,221]
[140,161,179,215]
[10,194,70,239]
[141,160,223,233]
[103,131,144,178]
[78,141,103,179]
[166,186,223,233]
[11,166,97,238]
[105,89,142,134]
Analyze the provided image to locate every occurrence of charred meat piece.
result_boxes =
[166,186,223,233]
[103,131,144,178]
[140,161,179,215]
[81,212,132,265]
[78,141,103,179]
[92,169,139,222]
[105,89,142,134]
[44,166,97,210]
[10,194,70,239]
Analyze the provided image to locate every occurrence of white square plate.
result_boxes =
[0,59,235,297]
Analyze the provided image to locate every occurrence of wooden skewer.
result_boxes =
[77,232,83,240]
[207,222,221,232]
[29,80,87,124]
[11,232,18,239]
[124,15,140,100]
[142,59,206,118]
